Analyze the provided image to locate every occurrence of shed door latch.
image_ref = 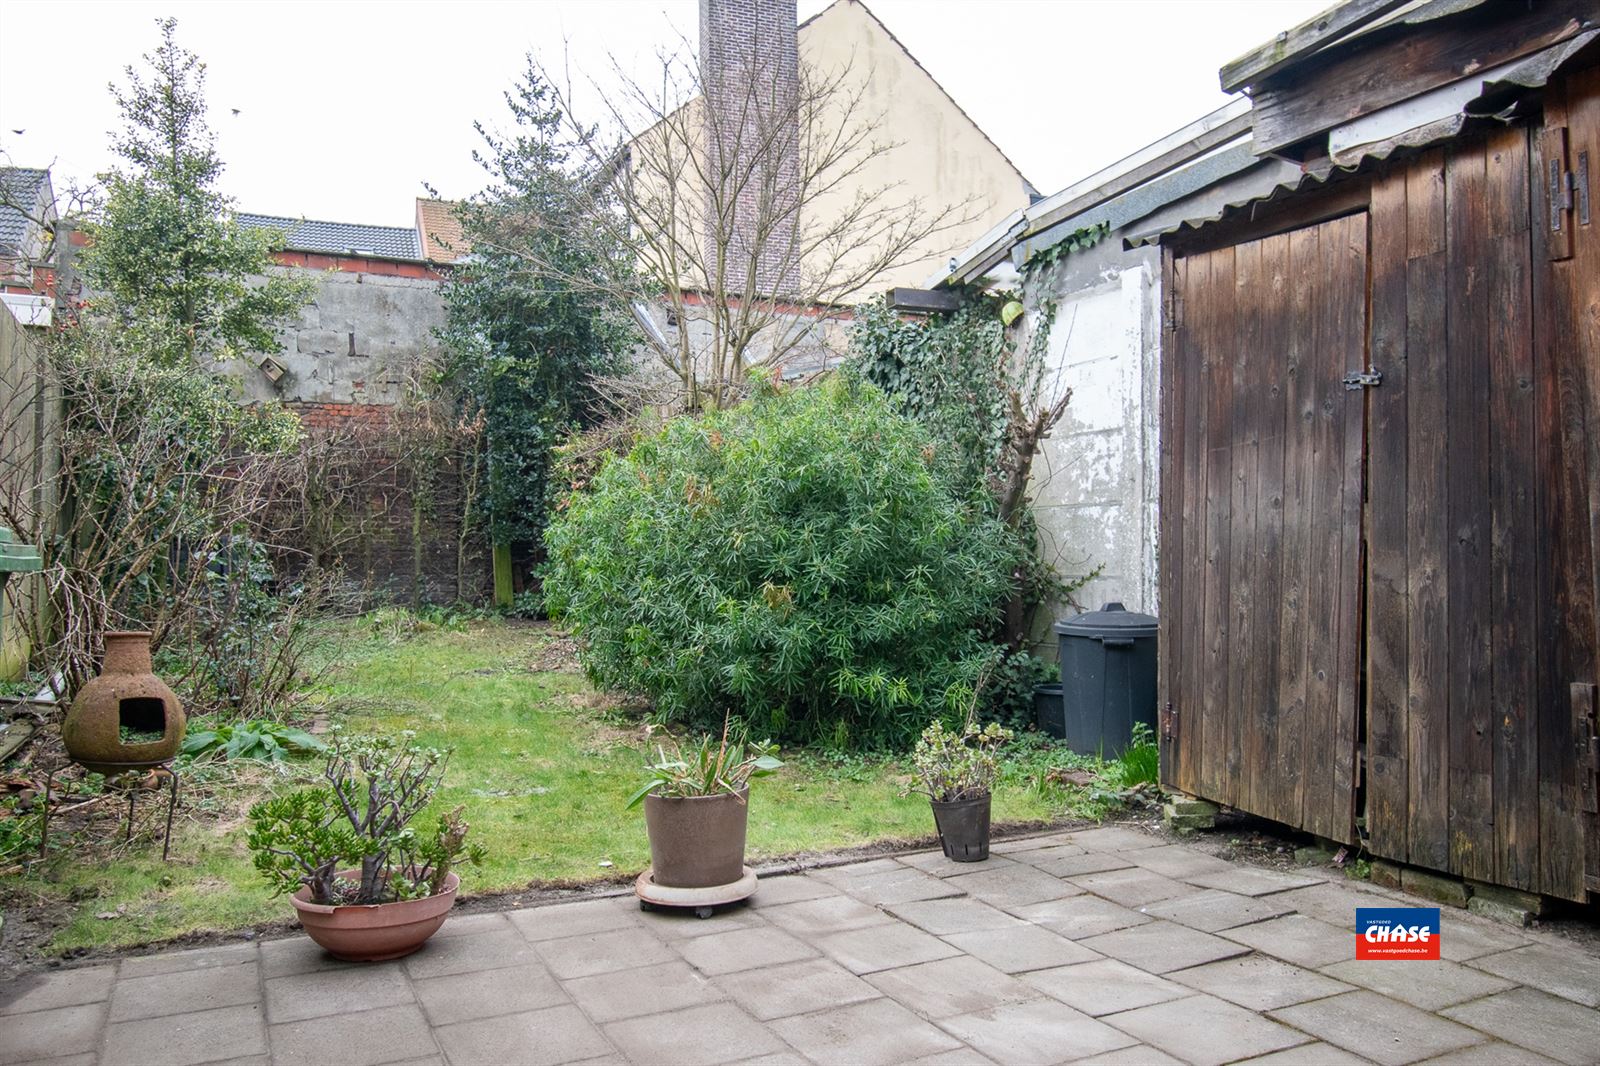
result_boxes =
[1343,366,1382,390]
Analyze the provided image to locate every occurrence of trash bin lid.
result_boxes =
[1052,602,1157,638]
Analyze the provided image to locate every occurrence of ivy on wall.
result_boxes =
[848,290,1097,661]
[1020,221,1111,280]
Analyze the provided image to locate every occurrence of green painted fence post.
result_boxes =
[492,542,514,609]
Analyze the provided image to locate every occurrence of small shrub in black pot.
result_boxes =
[907,719,1012,862]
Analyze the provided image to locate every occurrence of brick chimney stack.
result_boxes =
[699,0,800,297]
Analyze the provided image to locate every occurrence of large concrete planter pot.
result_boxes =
[63,631,185,775]
[289,870,460,962]
[644,787,749,888]
[636,787,758,917]
[931,793,991,862]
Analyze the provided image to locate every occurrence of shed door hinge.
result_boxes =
[1540,126,1574,260]
[1343,366,1383,390]
[1160,701,1178,742]
[1575,683,1599,816]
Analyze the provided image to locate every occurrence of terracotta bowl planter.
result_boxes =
[290,870,460,962]
[644,786,749,888]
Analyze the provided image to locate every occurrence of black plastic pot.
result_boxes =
[930,794,991,862]
[1034,683,1064,739]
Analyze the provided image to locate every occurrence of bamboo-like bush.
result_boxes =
[544,375,1016,750]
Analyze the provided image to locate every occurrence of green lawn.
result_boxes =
[9,620,1089,955]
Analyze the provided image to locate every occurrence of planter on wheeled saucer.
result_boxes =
[930,791,992,862]
[635,786,758,918]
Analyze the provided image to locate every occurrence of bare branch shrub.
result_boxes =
[0,323,302,704]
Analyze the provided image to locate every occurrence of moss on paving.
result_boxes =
[10,621,1069,954]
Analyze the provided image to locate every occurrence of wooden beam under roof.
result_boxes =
[888,287,965,313]
[1220,0,1411,93]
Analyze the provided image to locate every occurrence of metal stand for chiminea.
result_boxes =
[634,866,757,919]
[40,761,180,862]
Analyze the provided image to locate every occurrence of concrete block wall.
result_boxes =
[217,263,446,407]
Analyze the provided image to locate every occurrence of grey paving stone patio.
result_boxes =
[4,825,1599,1066]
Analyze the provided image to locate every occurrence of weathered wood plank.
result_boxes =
[1219,0,1410,93]
[1445,141,1495,884]
[1534,251,1593,898]
[1201,246,1237,803]
[1485,125,1540,892]
[1303,213,1346,841]
[1227,238,1263,811]
[1180,251,1209,798]
[1569,65,1600,897]
[1249,0,1597,158]
[1251,230,1292,825]
[1365,166,1410,862]
[1277,222,1319,832]
[1404,150,1450,873]
[1329,212,1368,844]
[1158,248,1183,791]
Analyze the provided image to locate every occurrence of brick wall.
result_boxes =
[700,0,801,296]
[281,402,490,606]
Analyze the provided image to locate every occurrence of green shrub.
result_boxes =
[981,649,1058,731]
[544,376,1016,749]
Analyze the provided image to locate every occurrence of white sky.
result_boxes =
[0,0,1330,227]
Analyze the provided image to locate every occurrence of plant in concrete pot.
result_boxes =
[628,720,782,906]
[247,731,484,961]
[908,718,1013,862]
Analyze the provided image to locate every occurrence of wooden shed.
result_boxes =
[1156,0,1600,901]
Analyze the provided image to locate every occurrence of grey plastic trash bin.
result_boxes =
[1052,602,1158,758]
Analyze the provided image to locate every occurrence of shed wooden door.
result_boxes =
[1361,118,1595,901]
[1159,212,1368,841]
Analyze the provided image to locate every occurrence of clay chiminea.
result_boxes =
[63,631,185,775]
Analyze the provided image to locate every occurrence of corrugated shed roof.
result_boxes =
[1123,162,1348,248]
[237,212,421,259]
[935,101,1256,286]
[1126,29,1600,248]
[415,198,468,262]
[0,167,51,254]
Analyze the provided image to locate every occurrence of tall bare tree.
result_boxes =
[481,28,974,412]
